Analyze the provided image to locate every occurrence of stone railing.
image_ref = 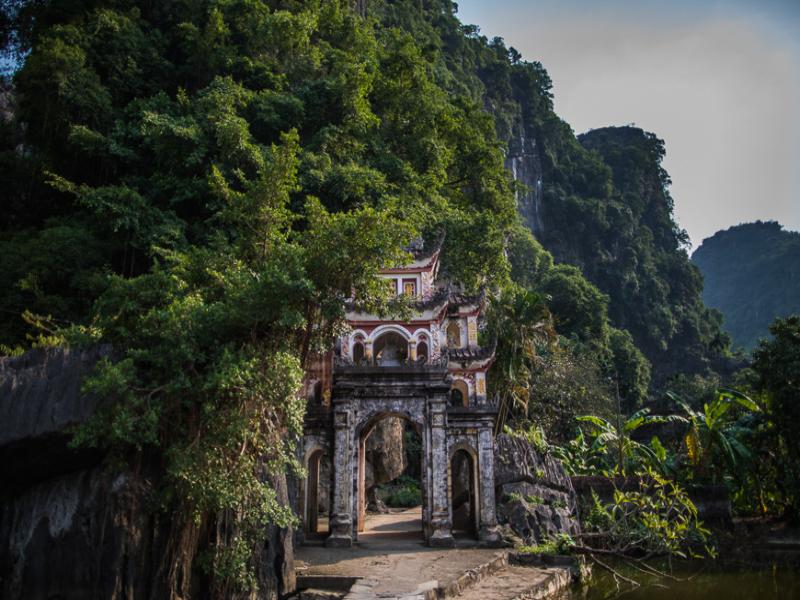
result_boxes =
[333,353,448,369]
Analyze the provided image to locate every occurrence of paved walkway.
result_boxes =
[297,508,507,596]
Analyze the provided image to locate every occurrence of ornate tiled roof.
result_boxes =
[446,337,497,363]
[345,285,484,314]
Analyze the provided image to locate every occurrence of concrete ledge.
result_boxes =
[510,552,576,568]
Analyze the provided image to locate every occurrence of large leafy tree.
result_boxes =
[1,0,519,595]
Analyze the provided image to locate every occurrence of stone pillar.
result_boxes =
[306,454,319,535]
[427,398,454,547]
[364,342,373,364]
[326,407,354,547]
[477,425,502,545]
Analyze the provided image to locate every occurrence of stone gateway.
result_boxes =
[298,238,502,547]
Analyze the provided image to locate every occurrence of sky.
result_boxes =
[455,0,800,248]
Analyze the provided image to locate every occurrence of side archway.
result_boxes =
[303,447,331,537]
[450,445,479,538]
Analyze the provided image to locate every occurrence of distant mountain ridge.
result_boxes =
[692,221,800,350]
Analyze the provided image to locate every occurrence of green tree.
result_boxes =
[753,315,800,518]
[670,389,760,484]
[575,409,684,475]
[487,284,555,432]
[1,1,522,594]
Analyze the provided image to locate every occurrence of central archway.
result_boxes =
[324,366,460,548]
[356,412,426,541]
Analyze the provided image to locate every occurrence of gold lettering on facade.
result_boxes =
[468,319,478,345]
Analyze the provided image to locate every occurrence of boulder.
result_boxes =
[494,434,581,545]
[365,417,406,485]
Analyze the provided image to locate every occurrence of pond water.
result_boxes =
[561,560,800,600]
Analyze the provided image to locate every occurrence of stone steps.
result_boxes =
[447,565,572,600]
[330,553,573,600]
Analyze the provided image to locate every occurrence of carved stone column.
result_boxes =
[427,397,454,547]
[477,425,501,545]
[326,407,354,547]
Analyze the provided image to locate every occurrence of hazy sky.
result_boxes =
[456,0,800,248]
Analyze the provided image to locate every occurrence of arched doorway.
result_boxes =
[450,379,469,407]
[450,448,479,538]
[373,332,409,366]
[356,413,425,541]
[352,340,365,365]
[304,449,331,538]
[416,335,429,363]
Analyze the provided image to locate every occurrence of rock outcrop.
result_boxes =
[365,417,407,487]
[505,128,545,236]
[0,346,294,600]
[494,434,581,545]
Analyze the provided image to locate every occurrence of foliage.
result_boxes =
[551,429,611,477]
[668,388,760,484]
[583,469,714,559]
[0,0,524,594]
[693,222,800,350]
[381,474,422,507]
[564,410,685,476]
[0,0,519,352]
[752,315,800,519]
[570,127,731,384]
[505,226,652,414]
[522,344,615,443]
[518,533,575,555]
[503,423,550,455]
[486,284,556,432]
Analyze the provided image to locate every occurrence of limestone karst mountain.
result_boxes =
[693,221,800,350]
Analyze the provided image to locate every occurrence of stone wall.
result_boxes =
[494,434,581,545]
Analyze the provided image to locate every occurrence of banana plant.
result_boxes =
[550,427,608,476]
[576,408,687,475]
[667,388,760,483]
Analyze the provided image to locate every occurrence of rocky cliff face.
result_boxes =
[505,125,545,236]
[494,434,581,545]
[0,347,294,600]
